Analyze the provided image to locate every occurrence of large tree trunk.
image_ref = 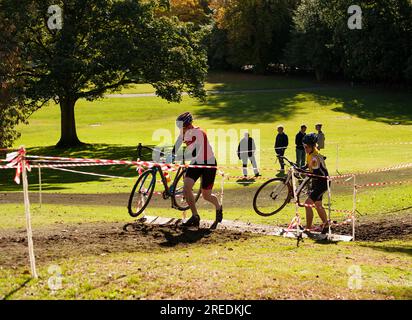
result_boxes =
[56,98,84,148]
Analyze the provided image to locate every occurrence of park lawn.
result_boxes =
[1,83,412,194]
[1,185,411,300]
[1,74,411,300]
[1,240,411,300]
[0,203,411,299]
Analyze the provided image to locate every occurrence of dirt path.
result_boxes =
[0,221,255,269]
[1,214,411,270]
[0,192,132,206]
[0,187,258,207]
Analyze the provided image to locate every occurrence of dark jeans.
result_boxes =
[276,149,286,170]
[296,148,306,168]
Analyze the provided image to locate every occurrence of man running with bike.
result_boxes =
[172,112,223,229]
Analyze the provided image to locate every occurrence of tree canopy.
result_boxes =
[1,0,411,148]
[1,0,209,147]
[0,11,32,148]
[286,0,412,83]
[209,0,298,73]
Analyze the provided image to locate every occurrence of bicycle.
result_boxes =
[253,156,311,216]
[128,156,202,217]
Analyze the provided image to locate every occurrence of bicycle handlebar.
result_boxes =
[278,156,312,175]
[278,156,298,168]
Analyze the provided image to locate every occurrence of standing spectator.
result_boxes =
[274,125,288,173]
[295,124,307,168]
[237,133,261,178]
[316,123,325,150]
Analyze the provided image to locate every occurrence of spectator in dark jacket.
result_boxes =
[275,125,288,172]
[295,125,307,168]
[237,133,260,178]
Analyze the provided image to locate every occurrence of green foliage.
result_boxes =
[285,0,342,80]
[0,105,24,148]
[162,0,212,25]
[0,0,209,147]
[210,0,298,73]
[0,11,31,148]
[341,0,412,83]
[286,0,412,83]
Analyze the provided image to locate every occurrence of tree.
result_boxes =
[340,0,412,84]
[0,0,209,148]
[286,0,412,83]
[164,0,212,25]
[285,0,342,80]
[0,12,32,148]
[210,0,298,73]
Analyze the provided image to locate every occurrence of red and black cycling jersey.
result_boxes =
[173,127,216,165]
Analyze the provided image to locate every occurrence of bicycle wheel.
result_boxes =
[128,169,156,217]
[253,178,292,216]
[171,169,202,211]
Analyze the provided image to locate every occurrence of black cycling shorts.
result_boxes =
[185,162,217,190]
[308,180,329,202]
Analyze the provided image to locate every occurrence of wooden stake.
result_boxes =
[38,166,42,208]
[352,175,357,241]
[22,159,38,278]
[327,177,332,238]
[336,144,339,174]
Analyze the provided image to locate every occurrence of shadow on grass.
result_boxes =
[358,243,412,257]
[0,144,157,192]
[198,86,412,125]
[382,206,412,215]
[299,89,412,125]
[236,178,257,187]
[1,278,32,300]
[159,228,213,247]
[199,91,299,123]
[207,71,319,92]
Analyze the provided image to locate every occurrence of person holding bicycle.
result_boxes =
[172,112,223,229]
[301,133,330,234]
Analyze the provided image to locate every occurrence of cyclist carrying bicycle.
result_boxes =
[172,112,223,229]
[301,133,330,234]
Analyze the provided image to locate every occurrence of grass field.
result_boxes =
[1,72,411,300]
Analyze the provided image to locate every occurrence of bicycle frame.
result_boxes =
[280,157,311,206]
[149,164,184,200]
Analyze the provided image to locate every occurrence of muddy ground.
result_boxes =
[1,214,411,270]
[0,222,254,269]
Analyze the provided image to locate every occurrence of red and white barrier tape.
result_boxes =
[0,165,17,169]
[19,154,412,175]
[30,162,133,168]
[4,148,31,184]
[285,215,353,233]
[25,154,219,171]
[297,201,354,214]
[48,167,136,180]
[356,180,412,188]
[4,152,412,188]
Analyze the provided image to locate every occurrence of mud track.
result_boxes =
[1,214,411,270]
[0,222,255,269]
